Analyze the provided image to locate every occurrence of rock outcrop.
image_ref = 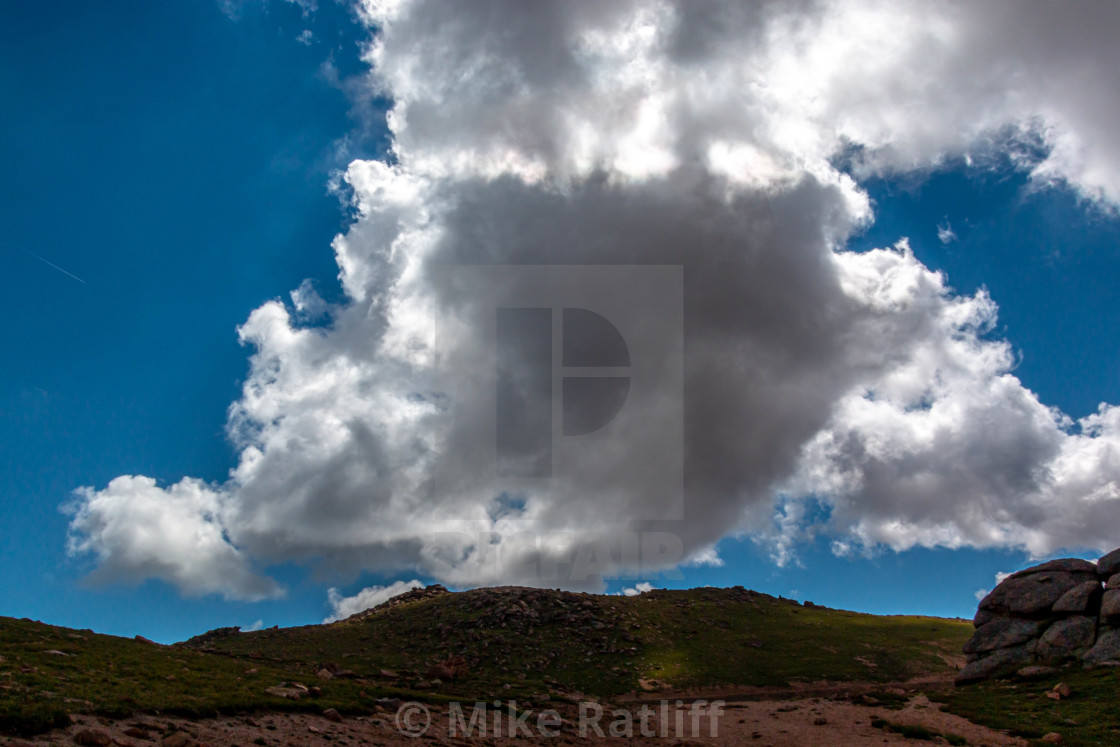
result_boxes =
[958,549,1120,684]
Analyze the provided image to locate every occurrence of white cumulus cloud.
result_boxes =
[67,0,1120,599]
[620,582,654,597]
[324,579,423,622]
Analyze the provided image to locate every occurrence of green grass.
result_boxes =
[0,617,445,736]
[0,586,972,736]
[619,589,970,688]
[935,667,1120,747]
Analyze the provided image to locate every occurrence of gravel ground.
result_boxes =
[0,690,1027,746]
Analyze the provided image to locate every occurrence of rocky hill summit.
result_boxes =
[958,547,1120,683]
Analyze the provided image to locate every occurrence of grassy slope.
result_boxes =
[936,668,1120,747]
[193,587,969,694]
[0,618,434,736]
[1,586,972,736]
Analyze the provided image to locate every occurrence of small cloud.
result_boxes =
[296,29,314,46]
[324,579,422,622]
[937,217,957,244]
[244,619,264,632]
[64,476,283,602]
[683,546,724,567]
[620,581,654,596]
[974,588,989,601]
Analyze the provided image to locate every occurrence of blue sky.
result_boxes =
[3,2,1120,643]
[1,0,375,639]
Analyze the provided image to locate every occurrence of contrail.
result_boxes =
[20,246,87,284]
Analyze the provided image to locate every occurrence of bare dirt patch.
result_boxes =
[0,686,1027,746]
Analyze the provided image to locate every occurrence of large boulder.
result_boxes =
[959,550,1120,684]
[1101,589,1120,620]
[963,618,1048,654]
[955,643,1036,684]
[1036,616,1097,662]
[1009,559,1098,578]
[1083,626,1120,664]
[978,571,1096,617]
[973,609,997,628]
[1052,580,1103,614]
[1097,548,1120,579]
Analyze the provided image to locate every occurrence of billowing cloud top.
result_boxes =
[68,0,1120,600]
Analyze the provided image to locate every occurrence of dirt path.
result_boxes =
[0,689,1026,746]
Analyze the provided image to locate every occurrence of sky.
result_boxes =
[3,0,1120,643]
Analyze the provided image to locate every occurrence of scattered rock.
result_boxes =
[425,664,454,681]
[322,708,343,723]
[72,728,111,746]
[1016,665,1058,678]
[425,655,468,682]
[133,635,159,645]
[265,686,303,700]
[162,733,196,747]
[180,626,242,648]
[319,662,354,677]
[316,668,334,680]
[1041,732,1063,743]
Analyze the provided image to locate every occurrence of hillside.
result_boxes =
[186,585,969,695]
[1,585,971,739]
